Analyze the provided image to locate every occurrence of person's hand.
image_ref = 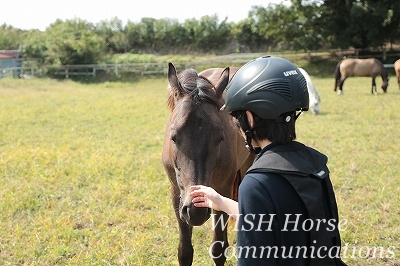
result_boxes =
[189,185,223,211]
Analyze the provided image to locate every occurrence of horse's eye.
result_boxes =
[171,134,177,143]
[170,127,178,144]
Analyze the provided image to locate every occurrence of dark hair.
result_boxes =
[231,110,296,144]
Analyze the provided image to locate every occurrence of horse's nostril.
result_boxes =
[180,204,211,226]
[181,205,190,220]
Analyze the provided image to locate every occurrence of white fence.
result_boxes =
[2,51,400,79]
[48,63,171,78]
[41,54,268,78]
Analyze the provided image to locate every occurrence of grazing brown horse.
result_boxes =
[334,58,389,95]
[162,63,254,266]
[394,59,400,89]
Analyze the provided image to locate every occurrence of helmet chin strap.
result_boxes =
[241,111,301,154]
[244,129,261,154]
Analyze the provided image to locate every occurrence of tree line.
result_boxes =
[1,0,399,66]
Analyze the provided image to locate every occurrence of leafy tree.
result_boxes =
[182,18,198,50]
[125,21,146,53]
[235,4,323,52]
[238,6,276,51]
[96,17,129,53]
[125,18,158,53]
[45,19,106,65]
[3,1,400,66]
[20,30,47,59]
[288,2,324,51]
[152,18,186,52]
[0,24,22,50]
[197,15,232,52]
[312,0,400,49]
[139,18,157,53]
[182,15,232,52]
[380,1,400,48]
[268,4,305,50]
[233,12,268,51]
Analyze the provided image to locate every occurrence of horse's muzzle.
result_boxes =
[180,202,211,226]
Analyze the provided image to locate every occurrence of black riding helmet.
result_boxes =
[221,56,309,121]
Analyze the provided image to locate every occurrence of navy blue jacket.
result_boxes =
[237,141,347,266]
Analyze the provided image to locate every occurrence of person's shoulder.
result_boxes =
[292,141,327,156]
[274,141,324,154]
[241,172,287,191]
[239,172,278,202]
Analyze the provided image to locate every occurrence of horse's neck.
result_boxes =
[381,70,388,80]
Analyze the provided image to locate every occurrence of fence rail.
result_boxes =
[48,63,173,77]
[2,50,400,79]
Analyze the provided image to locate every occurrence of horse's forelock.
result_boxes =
[179,69,199,93]
[196,77,219,106]
[167,69,219,109]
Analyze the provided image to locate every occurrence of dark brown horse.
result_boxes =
[162,63,253,266]
[394,59,400,89]
[334,58,389,95]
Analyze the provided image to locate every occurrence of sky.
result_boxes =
[1,0,289,31]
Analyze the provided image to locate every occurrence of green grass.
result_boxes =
[299,77,400,265]
[0,75,399,265]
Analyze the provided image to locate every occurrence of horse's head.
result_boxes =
[163,63,236,226]
[382,77,389,93]
[381,68,389,93]
[309,94,320,115]
[299,68,320,115]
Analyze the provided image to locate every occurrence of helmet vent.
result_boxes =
[247,79,292,99]
[297,74,308,95]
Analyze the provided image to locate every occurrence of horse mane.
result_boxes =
[167,69,219,110]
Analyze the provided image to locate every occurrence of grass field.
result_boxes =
[0,74,399,266]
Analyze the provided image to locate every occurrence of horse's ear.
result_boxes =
[168,62,179,88]
[215,67,230,99]
[168,62,183,99]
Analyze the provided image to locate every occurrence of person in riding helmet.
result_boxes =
[190,56,347,265]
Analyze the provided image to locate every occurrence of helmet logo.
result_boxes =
[283,70,298,77]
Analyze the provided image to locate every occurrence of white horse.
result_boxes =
[299,68,321,115]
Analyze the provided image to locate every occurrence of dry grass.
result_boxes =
[0,75,399,265]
